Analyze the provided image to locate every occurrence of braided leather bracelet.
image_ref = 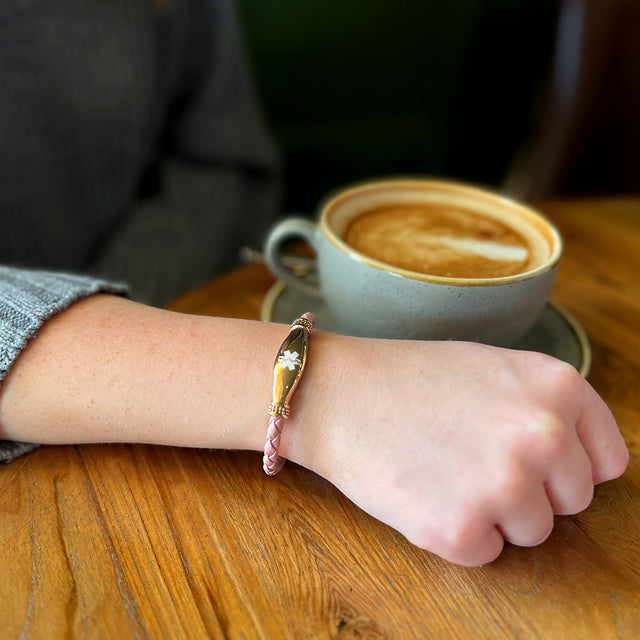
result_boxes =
[263,312,315,476]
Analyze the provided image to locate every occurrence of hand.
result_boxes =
[289,336,629,566]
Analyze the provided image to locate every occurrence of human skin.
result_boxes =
[0,295,629,566]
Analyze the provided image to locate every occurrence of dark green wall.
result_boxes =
[236,0,560,212]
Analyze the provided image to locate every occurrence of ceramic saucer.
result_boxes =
[261,280,592,377]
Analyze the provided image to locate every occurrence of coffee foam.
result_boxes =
[330,187,554,279]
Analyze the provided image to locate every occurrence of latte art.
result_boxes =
[344,203,547,279]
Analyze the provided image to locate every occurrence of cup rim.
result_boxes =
[318,177,563,286]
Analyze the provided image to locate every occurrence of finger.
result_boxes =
[575,381,629,484]
[458,526,505,567]
[426,514,505,567]
[544,431,595,515]
[495,483,555,547]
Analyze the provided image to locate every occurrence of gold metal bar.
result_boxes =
[269,316,314,418]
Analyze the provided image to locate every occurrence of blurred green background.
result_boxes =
[236,0,559,212]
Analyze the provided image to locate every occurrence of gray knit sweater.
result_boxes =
[0,0,280,462]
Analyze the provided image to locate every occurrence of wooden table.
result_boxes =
[1,199,639,638]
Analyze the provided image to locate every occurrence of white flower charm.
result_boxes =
[278,350,301,371]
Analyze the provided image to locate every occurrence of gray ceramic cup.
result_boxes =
[264,178,562,346]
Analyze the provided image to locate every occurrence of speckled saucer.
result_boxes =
[261,280,591,377]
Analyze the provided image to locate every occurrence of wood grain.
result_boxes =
[1,199,639,639]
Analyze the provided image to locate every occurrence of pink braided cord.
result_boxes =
[263,415,286,476]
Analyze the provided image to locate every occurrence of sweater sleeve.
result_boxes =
[90,0,281,306]
[0,0,279,308]
[0,266,128,463]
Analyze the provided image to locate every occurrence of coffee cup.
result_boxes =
[263,178,562,346]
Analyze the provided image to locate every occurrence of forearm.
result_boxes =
[0,295,327,458]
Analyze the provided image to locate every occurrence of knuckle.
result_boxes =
[411,510,505,566]
[445,523,504,566]
[531,354,582,404]
[525,411,572,459]
[407,512,480,560]
[570,483,595,514]
[544,356,581,389]
[577,484,595,512]
[528,513,555,546]
[438,513,484,559]
[555,482,594,515]
[608,444,630,480]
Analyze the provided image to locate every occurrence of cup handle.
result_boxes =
[263,217,323,298]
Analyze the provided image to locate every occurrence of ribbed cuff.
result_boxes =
[0,266,128,463]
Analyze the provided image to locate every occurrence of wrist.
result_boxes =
[277,330,358,480]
